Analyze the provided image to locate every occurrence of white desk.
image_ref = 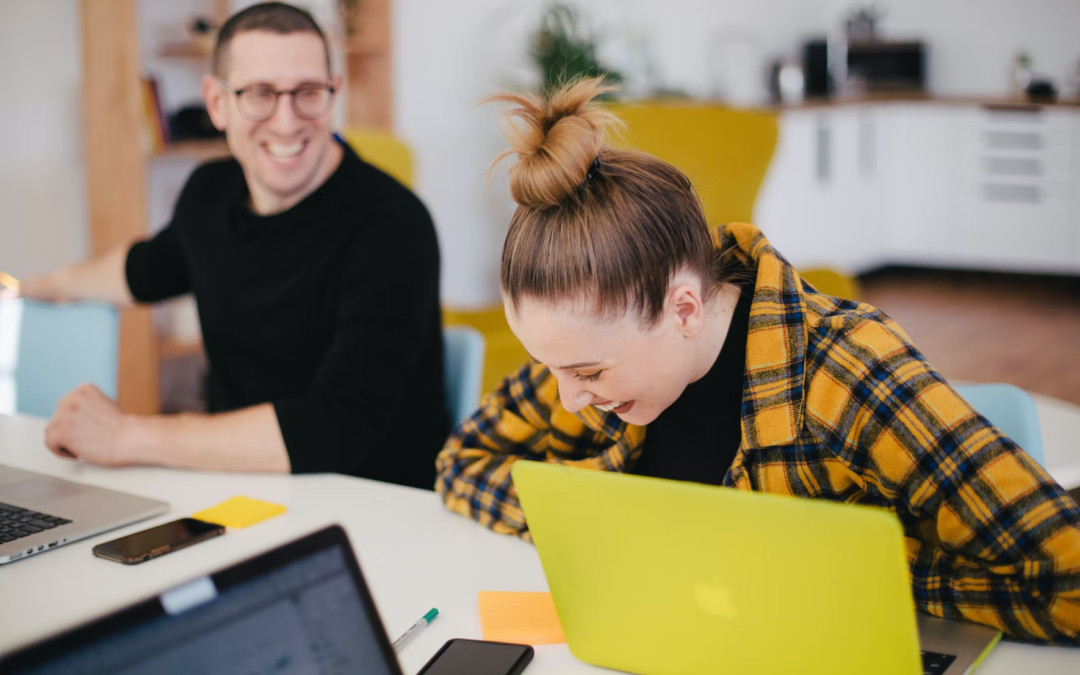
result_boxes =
[1,411,1079,674]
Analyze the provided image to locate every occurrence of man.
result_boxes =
[19,3,449,489]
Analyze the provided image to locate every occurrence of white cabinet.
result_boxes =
[1075,110,1080,270]
[880,105,960,265]
[756,105,886,273]
[756,101,1080,276]
[948,106,1076,273]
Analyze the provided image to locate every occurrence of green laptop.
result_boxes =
[511,460,1001,675]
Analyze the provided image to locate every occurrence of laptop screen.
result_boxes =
[3,527,400,675]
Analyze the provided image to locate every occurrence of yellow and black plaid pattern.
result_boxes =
[436,223,1080,644]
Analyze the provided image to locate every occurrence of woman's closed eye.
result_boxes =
[574,370,602,383]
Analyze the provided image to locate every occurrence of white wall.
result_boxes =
[0,0,87,280]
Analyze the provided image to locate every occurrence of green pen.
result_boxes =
[392,608,438,652]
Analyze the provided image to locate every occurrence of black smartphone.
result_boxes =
[92,518,225,565]
[417,639,533,675]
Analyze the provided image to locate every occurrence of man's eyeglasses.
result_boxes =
[217,78,336,122]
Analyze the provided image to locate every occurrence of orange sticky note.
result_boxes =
[478,591,566,645]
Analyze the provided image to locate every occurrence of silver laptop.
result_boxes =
[0,464,168,564]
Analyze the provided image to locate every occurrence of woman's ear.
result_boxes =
[668,283,705,338]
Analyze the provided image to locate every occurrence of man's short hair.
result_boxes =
[213,2,330,78]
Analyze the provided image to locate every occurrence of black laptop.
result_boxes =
[0,525,403,674]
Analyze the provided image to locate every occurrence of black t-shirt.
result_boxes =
[631,285,752,485]
[125,141,449,489]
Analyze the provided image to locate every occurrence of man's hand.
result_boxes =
[19,273,72,303]
[44,384,136,466]
[17,244,136,307]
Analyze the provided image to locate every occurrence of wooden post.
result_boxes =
[81,0,160,414]
[346,0,393,129]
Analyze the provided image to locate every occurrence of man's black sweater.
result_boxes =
[126,141,449,489]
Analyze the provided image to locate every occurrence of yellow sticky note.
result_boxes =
[478,591,566,645]
[193,496,286,529]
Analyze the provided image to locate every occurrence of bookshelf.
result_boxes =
[80,0,393,413]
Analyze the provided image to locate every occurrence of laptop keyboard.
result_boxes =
[921,651,957,675]
[0,501,71,544]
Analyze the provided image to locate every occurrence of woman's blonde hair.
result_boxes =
[489,77,735,327]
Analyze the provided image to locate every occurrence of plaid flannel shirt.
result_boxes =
[436,223,1080,644]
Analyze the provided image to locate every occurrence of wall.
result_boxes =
[0,1,87,280]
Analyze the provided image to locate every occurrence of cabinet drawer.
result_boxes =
[951,193,1074,268]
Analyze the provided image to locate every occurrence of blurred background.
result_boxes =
[0,0,1078,415]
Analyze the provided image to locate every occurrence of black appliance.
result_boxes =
[846,40,926,92]
[802,39,833,99]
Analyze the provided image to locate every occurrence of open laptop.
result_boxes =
[512,461,1002,675]
[0,525,404,675]
[0,464,168,564]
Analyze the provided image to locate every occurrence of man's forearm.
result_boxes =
[21,243,135,306]
[121,403,291,473]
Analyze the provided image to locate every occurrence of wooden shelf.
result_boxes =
[150,138,230,162]
[158,41,213,60]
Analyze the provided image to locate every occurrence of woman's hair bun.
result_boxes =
[487,77,620,209]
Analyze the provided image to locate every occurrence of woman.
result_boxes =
[436,78,1080,643]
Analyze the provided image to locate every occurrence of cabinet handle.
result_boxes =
[981,103,1044,123]
[858,111,874,178]
[982,183,1041,203]
[816,116,831,184]
[984,131,1042,150]
[984,157,1042,177]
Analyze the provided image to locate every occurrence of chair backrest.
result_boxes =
[0,300,118,418]
[340,129,414,188]
[611,103,779,225]
[953,383,1045,467]
[799,268,863,301]
[443,326,485,426]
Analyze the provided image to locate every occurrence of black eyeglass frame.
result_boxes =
[216,77,337,122]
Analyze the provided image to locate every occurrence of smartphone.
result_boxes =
[92,518,225,565]
[416,639,533,675]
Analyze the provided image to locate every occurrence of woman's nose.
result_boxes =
[557,377,594,414]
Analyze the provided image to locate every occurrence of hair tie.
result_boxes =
[586,156,602,180]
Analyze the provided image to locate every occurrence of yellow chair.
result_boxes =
[612,105,861,302]
[610,102,779,225]
[798,268,863,302]
[341,128,415,188]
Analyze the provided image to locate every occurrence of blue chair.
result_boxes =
[953,383,1045,467]
[0,299,118,418]
[443,326,485,427]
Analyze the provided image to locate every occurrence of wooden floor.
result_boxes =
[860,268,1080,407]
